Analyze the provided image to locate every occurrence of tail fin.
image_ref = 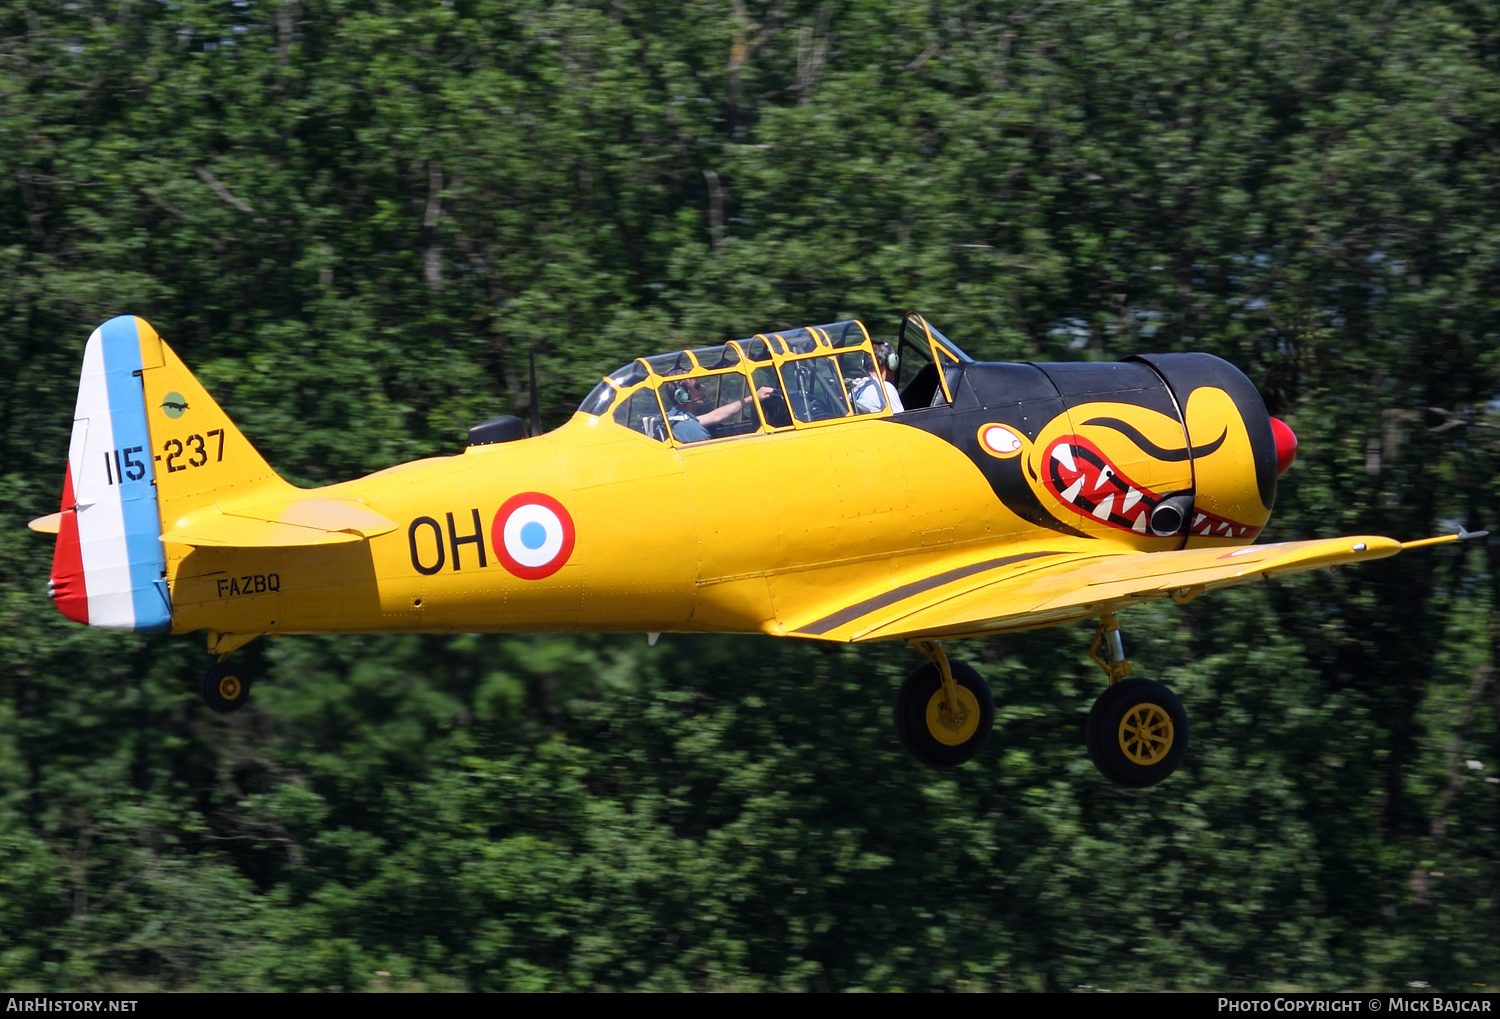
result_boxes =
[133,318,293,526]
[47,316,293,631]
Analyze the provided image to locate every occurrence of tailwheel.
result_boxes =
[201,661,251,714]
[895,646,994,767]
[1085,677,1188,787]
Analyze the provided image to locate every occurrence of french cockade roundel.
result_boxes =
[492,492,576,580]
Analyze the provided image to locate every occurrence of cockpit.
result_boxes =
[578,314,974,446]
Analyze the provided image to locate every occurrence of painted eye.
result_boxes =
[978,423,1024,458]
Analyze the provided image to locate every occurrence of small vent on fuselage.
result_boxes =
[468,415,527,446]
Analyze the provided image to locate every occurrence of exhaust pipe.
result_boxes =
[1149,493,1195,536]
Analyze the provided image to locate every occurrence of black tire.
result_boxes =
[1085,677,1188,787]
[894,661,995,767]
[1082,677,1140,759]
[201,662,251,713]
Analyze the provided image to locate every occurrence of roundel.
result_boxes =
[492,493,576,580]
[977,423,1024,458]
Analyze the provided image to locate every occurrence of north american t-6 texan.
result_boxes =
[29,312,1475,787]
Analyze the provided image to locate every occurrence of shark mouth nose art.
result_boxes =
[1043,436,1164,534]
[1042,436,1259,539]
[1186,508,1259,539]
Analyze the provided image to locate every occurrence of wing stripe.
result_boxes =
[845,536,1402,644]
[793,550,1063,636]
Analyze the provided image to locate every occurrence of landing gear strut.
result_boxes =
[894,641,994,767]
[1083,612,1188,787]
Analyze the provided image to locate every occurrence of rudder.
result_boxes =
[50,316,172,630]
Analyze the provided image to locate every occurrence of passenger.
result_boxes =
[852,339,905,414]
[663,376,775,443]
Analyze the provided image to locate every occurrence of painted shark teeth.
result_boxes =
[1045,436,1161,536]
[1044,434,1263,541]
[1187,508,1258,540]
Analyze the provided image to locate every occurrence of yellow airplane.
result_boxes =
[28,313,1476,787]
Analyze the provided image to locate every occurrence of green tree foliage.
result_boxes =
[1,0,1498,990]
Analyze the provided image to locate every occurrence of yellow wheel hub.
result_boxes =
[1118,702,1173,764]
[218,674,242,701]
[925,685,981,746]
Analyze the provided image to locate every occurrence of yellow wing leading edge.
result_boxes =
[785,535,1406,643]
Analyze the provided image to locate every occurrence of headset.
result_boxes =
[872,339,899,373]
[667,377,704,407]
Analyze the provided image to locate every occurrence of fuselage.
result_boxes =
[163,338,1283,642]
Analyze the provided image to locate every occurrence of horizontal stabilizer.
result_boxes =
[161,499,396,548]
[29,513,61,534]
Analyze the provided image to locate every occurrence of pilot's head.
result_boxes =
[871,339,898,380]
[670,377,709,413]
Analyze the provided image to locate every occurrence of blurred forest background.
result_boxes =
[2,0,1499,992]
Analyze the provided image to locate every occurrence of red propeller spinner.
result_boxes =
[1270,417,1298,475]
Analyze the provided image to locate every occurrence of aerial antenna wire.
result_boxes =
[529,349,541,437]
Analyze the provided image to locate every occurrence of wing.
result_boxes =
[784,536,1404,643]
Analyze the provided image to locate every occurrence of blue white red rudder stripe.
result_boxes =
[49,316,172,631]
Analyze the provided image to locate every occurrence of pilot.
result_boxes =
[664,376,775,443]
[852,339,904,414]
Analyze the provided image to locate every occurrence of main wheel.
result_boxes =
[1085,678,1187,787]
[201,662,251,713]
[1082,677,1137,756]
[894,661,995,767]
